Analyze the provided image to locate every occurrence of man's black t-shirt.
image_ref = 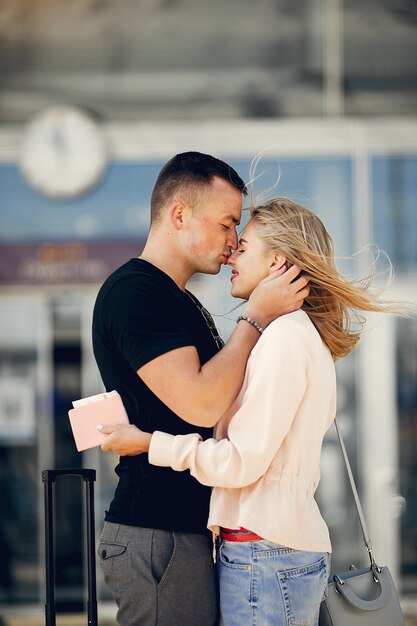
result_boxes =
[92,258,221,534]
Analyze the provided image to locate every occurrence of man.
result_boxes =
[92,152,308,626]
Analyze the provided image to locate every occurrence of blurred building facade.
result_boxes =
[0,0,416,614]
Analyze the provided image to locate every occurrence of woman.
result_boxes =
[99,198,400,626]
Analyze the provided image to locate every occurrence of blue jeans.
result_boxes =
[218,539,330,626]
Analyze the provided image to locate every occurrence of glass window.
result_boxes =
[372,155,417,273]
[0,162,159,242]
[0,156,353,250]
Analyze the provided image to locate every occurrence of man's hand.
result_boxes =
[98,423,151,456]
[245,265,309,327]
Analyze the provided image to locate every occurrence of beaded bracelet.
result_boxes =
[236,315,265,334]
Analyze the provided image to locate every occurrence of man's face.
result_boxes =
[183,176,243,275]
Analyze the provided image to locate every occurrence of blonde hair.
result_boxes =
[251,198,401,361]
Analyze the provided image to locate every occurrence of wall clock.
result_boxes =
[19,106,108,199]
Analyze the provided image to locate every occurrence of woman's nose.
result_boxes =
[228,250,237,266]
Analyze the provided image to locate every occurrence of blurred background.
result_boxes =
[0,0,416,623]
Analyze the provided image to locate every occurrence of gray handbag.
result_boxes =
[319,420,405,626]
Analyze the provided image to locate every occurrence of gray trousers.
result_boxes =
[99,521,218,626]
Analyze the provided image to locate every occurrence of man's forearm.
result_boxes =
[188,319,261,425]
[137,315,264,429]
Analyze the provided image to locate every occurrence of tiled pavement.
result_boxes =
[2,618,417,625]
[1,605,417,625]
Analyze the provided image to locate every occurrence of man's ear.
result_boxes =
[170,202,191,230]
[269,253,287,274]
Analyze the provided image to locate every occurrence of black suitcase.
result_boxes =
[42,468,98,626]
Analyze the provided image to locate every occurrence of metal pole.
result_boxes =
[85,477,98,626]
[43,476,56,626]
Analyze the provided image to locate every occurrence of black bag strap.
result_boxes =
[334,419,379,569]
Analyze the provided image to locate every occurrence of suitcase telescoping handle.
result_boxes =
[42,469,98,626]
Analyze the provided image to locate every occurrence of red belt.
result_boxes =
[220,527,264,542]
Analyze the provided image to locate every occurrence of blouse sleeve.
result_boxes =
[148,319,310,488]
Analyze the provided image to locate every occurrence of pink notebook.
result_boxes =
[68,391,129,452]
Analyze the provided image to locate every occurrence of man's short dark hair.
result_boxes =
[150,151,247,224]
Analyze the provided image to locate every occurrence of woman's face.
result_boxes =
[228,220,281,299]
